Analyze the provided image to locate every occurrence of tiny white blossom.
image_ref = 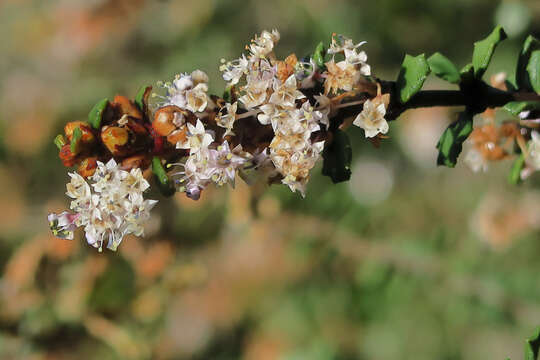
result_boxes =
[220,55,249,86]
[249,29,280,58]
[269,74,306,108]
[353,97,389,138]
[216,102,238,137]
[526,131,540,170]
[464,147,489,173]
[177,119,214,154]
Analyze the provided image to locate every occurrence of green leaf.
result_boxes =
[503,101,540,116]
[223,85,233,103]
[508,153,525,185]
[517,36,540,91]
[525,327,540,360]
[313,41,327,69]
[53,134,66,150]
[322,130,352,183]
[527,50,540,94]
[70,127,82,154]
[472,26,507,78]
[436,112,474,167]
[134,85,151,112]
[396,54,431,104]
[152,156,175,196]
[428,52,461,84]
[88,98,109,129]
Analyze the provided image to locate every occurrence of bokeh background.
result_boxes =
[1,0,540,359]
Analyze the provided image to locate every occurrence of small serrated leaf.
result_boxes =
[313,41,327,69]
[70,127,82,154]
[436,112,474,167]
[517,36,540,91]
[508,153,525,185]
[151,156,175,197]
[472,26,507,78]
[526,50,540,94]
[503,101,540,116]
[322,130,352,183]
[396,54,431,104]
[88,98,109,129]
[525,327,540,360]
[428,52,460,84]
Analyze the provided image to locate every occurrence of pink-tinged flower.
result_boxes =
[48,211,79,240]
[220,55,249,86]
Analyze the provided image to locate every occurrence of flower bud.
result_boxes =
[77,157,98,177]
[101,126,129,155]
[64,121,95,143]
[153,106,195,137]
[59,144,78,167]
[121,154,151,170]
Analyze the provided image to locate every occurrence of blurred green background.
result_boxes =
[1,0,540,359]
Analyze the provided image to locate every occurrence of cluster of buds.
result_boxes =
[55,90,158,178]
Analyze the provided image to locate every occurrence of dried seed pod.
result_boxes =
[101,126,129,156]
[153,106,195,136]
[77,157,98,177]
[121,154,151,171]
[113,95,143,120]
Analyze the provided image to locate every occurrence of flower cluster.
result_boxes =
[48,30,399,249]
[464,121,540,180]
[48,159,157,251]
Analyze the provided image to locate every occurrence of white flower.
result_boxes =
[185,83,209,113]
[353,97,389,138]
[464,147,489,173]
[176,119,214,154]
[216,102,238,137]
[526,131,540,170]
[50,159,157,251]
[155,70,209,112]
[328,34,366,55]
[324,60,360,94]
[269,74,305,108]
[191,70,209,86]
[239,76,271,109]
[208,141,251,187]
[344,48,371,75]
[48,211,79,240]
[249,29,280,58]
[220,55,249,86]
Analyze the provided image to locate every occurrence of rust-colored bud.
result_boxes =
[64,121,95,143]
[121,154,151,171]
[59,144,78,167]
[77,157,98,178]
[167,128,188,146]
[113,95,143,120]
[152,105,185,136]
[101,126,129,155]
